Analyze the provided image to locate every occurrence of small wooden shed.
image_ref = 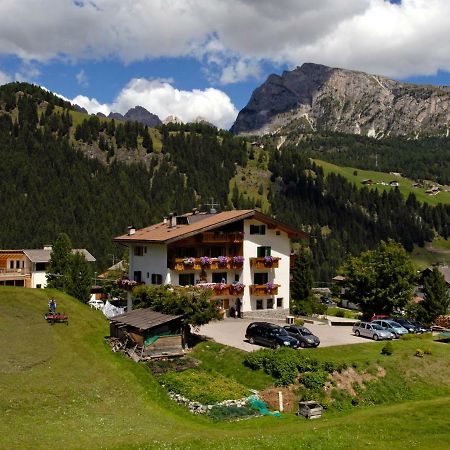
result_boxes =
[109,308,185,358]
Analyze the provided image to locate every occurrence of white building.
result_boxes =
[114,209,304,314]
[0,246,95,288]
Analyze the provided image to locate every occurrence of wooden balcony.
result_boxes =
[194,283,246,296]
[202,231,244,244]
[249,257,281,269]
[249,284,279,296]
[171,257,244,271]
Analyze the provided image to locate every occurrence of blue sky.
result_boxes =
[1,1,450,129]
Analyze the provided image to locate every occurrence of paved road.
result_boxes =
[198,318,371,352]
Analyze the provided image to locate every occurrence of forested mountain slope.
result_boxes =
[0,82,449,280]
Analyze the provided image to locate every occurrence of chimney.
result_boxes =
[163,217,168,225]
[127,225,136,235]
[43,244,53,251]
[192,208,198,215]
[170,212,177,228]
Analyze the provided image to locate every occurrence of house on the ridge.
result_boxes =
[113,209,305,315]
[0,246,96,288]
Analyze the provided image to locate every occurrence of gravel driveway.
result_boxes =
[198,318,370,352]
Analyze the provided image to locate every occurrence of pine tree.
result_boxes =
[291,246,314,306]
[142,127,153,153]
[46,233,73,290]
[417,268,450,326]
[66,251,92,303]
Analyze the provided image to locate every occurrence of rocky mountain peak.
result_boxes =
[230,63,450,138]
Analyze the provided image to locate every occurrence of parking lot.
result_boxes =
[198,317,368,351]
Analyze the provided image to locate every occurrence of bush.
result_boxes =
[244,349,272,370]
[335,309,346,318]
[159,369,248,404]
[381,342,394,356]
[322,360,340,373]
[301,371,328,391]
[294,318,305,326]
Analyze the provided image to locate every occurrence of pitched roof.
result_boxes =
[22,249,96,263]
[114,209,306,244]
[109,308,184,331]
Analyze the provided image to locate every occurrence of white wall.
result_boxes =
[242,219,291,312]
[31,271,47,288]
[128,243,169,284]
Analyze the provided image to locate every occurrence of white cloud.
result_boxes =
[76,69,88,87]
[0,70,11,85]
[1,1,450,81]
[69,78,238,129]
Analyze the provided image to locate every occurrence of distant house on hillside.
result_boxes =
[114,209,305,314]
[0,246,95,288]
[389,180,399,187]
[362,179,374,185]
[418,265,450,298]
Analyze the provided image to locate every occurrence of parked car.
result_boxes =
[390,318,420,333]
[352,321,394,340]
[284,325,320,348]
[407,320,432,333]
[245,322,299,349]
[370,314,389,321]
[371,319,409,338]
[320,296,335,306]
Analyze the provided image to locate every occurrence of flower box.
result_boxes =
[250,257,280,269]
[249,284,279,296]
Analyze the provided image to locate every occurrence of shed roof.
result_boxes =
[110,308,184,331]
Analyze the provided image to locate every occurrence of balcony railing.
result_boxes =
[249,284,279,296]
[202,231,244,243]
[171,257,244,271]
[249,257,281,269]
[192,283,246,296]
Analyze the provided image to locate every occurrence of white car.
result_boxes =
[88,299,105,310]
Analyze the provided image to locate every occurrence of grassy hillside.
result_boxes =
[315,159,450,206]
[2,287,450,449]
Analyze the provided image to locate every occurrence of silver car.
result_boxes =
[353,321,394,340]
[371,319,409,338]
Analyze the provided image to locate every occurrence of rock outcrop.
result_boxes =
[231,63,450,138]
[107,106,161,127]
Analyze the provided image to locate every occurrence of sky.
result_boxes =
[1,0,450,129]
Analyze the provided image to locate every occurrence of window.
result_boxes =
[16,260,20,269]
[276,298,283,308]
[212,272,227,283]
[250,224,266,235]
[36,284,42,289]
[234,273,240,282]
[256,299,263,310]
[133,271,142,283]
[9,261,14,269]
[267,298,274,309]
[179,273,195,286]
[257,246,271,257]
[134,246,145,256]
[254,272,268,285]
[151,274,163,285]
[35,262,47,272]
[210,247,226,258]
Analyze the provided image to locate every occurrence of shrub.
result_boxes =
[335,309,346,318]
[301,370,328,391]
[294,318,305,326]
[322,360,340,373]
[415,349,425,358]
[263,348,300,386]
[244,349,272,370]
[381,342,394,355]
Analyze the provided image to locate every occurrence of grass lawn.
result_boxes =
[315,159,450,206]
[2,287,450,449]
[410,239,450,269]
[326,307,360,319]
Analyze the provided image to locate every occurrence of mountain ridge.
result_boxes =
[231,63,450,138]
